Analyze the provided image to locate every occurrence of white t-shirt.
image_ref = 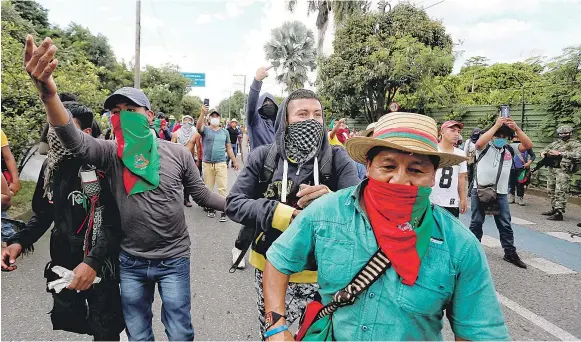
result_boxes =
[473,143,519,194]
[430,147,467,208]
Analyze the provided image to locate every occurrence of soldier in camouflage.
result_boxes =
[540,125,581,221]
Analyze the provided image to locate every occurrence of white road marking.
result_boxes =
[546,231,581,243]
[524,257,577,275]
[121,330,128,341]
[481,235,502,248]
[497,292,579,341]
[511,216,536,225]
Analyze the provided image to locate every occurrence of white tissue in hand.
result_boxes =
[47,266,101,293]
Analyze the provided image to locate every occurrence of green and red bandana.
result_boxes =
[111,111,160,195]
[363,178,433,285]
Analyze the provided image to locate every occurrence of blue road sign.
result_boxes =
[182,72,206,87]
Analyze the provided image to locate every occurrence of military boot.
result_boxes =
[542,208,556,216]
[547,211,563,221]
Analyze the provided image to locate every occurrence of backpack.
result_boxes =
[258,143,333,186]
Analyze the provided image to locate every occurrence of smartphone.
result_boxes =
[500,105,510,118]
[204,98,210,107]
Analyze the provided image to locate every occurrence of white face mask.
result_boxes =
[210,118,220,126]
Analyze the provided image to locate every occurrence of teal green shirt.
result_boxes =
[266,182,509,341]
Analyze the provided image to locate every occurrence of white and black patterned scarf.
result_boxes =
[43,128,73,200]
[178,122,196,146]
[284,119,324,166]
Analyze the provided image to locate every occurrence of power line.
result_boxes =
[423,0,445,10]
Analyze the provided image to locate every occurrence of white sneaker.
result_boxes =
[517,196,526,206]
[509,194,515,203]
[232,247,246,269]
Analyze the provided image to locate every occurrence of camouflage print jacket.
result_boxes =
[541,139,581,173]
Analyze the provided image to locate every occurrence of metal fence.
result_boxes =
[346,105,581,194]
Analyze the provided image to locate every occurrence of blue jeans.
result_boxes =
[119,251,194,341]
[226,143,238,165]
[469,189,516,254]
[1,211,15,242]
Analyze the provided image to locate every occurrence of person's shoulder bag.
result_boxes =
[295,249,392,341]
[474,144,506,204]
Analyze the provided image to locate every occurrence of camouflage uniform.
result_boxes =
[541,126,581,216]
[254,269,318,340]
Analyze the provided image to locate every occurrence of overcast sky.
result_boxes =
[37,0,581,105]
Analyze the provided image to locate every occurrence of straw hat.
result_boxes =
[345,112,467,168]
[359,122,376,137]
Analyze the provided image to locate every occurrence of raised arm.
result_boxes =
[247,66,271,126]
[196,105,208,134]
[24,35,113,168]
[329,118,345,139]
[475,115,505,150]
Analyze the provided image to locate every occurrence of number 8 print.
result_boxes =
[439,167,454,188]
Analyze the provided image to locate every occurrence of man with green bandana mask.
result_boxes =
[262,113,508,341]
[23,34,225,341]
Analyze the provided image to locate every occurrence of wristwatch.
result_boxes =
[265,311,286,331]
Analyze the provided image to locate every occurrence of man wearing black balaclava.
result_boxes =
[246,66,279,151]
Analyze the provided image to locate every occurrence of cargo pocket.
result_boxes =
[314,236,354,293]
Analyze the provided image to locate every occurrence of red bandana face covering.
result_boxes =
[363,178,434,285]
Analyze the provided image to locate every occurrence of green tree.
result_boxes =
[286,0,368,54]
[180,95,203,119]
[539,45,581,139]
[141,64,191,115]
[11,0,49,30]
[1,1,107,169]
[318,4,454,123]
[217,91,248,119]
[264,21,317,93]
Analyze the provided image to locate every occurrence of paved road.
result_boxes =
[2,146,580,341]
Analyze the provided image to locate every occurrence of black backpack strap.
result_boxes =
[493,149,506,190]
[476,144,491,164]
[474,144,491,187]
[259,144,279,183]
[319,147,333,185]
[506,144,515,159]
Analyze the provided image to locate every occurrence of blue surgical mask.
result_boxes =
[493,138,507,148]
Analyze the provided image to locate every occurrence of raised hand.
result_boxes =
[24,35,59,101]
[256,65,273,82]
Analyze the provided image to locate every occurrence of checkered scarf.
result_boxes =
[284,119,324,166]
[43,128,74,200]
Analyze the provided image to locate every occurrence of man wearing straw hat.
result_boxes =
[262,112,508,341]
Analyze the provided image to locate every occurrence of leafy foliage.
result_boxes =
[318,4,454,123]
[539,46,581,139]
[286,0,368,54]
[264,21,317,93]
[0,0,192,170]
[218,91,248,119]
[180,95,203,120]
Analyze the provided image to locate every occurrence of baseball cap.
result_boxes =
[231,118,238,123]
[208,110,221,117]
[169,115,176,120]
[104,87,151,111]
[441,120,464,130]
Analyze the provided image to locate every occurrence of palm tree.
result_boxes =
[264,21,317,93]
[286,0,368,55]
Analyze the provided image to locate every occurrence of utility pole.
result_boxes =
[233,74,247,118]
[228,90,232,119]
[134,0,141,88]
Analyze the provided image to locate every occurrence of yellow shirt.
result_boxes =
[0,129,8,148]
[328,131,343,146]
